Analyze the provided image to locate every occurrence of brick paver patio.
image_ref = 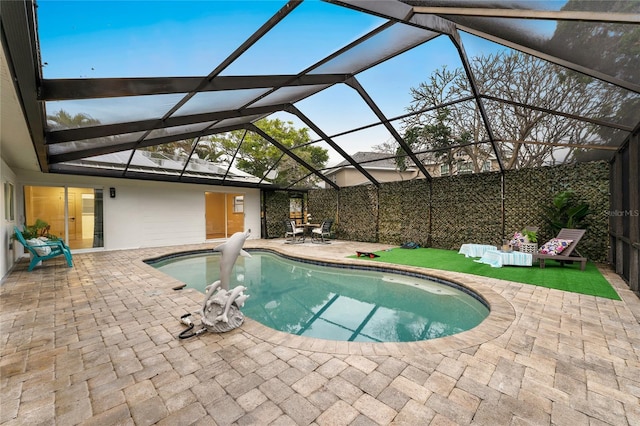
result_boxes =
[2,240,639,425]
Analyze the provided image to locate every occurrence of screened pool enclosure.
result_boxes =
[3,0,638,189]
[2,0,638,287]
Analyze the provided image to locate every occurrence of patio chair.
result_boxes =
[284,220,304,244]
[13,226,73,271]
[311,219,334,244]
[532,228,587,270]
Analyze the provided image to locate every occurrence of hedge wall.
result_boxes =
[378,180,431,247]
[335,185,378,243]
[283,161,609,263]
[263,190,291,239]
[307,188,338,232]
[431,172,503,250]
[504,161,610,262]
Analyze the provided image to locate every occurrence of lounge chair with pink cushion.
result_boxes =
[533,228,587,270]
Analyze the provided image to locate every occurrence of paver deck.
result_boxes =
[1,239,639,425]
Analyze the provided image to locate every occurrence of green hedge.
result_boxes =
[378,180,431,246]
[294,161,609,262]
[264,190,291,239]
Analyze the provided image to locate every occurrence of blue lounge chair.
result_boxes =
[13,226,73,271]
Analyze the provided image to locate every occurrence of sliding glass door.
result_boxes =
[24,186,104,249]
[205,192,244,239]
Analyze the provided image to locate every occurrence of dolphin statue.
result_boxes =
[213,229,251,290]
[199,280,222,317]
[234,293,249,308]
[214,285,248,323]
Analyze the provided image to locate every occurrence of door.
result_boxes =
[24,186,104,249]
[205,192,244,239]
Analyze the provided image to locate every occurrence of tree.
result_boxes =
[543,190,591,233]
[399,108,472,172]
[550,0,640,84]
[145,139,197,158]
[47,110,100,128]
[207,118,329,187]
[395,65,490,173]
[548,0,640,154]
[397,50,629,172]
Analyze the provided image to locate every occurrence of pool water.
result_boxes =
[149,250,489,342]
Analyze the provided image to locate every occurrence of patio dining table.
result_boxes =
[302,223,320,241]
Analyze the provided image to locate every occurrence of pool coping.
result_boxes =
[137,243,517,356]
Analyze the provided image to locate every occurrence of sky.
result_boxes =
[36,0,559,166]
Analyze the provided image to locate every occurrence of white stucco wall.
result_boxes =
[1,166,262,280]
[1,158,18,279]
[101,180,261,250]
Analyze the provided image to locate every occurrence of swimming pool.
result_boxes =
[148,250,489,342]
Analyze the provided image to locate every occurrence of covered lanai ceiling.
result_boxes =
[3,0,639,190]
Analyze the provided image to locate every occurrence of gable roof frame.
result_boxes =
[3,0,639,191]
[39,3,448,189]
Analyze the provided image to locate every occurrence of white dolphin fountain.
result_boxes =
[180,230,251,337]
[211,229,252,291]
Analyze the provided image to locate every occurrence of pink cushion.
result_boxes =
[509,232,528,248]
[538,238,573,255]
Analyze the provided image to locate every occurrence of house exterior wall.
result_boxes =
[1,164,261,280]
[327,158,499,186]
[1,158,19,279]
[424,157,501,177]
[329,167,421,187]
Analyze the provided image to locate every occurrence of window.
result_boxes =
[482,161,491,172]
[233,195,244,213]
[289,195,304,225]
[440,164,450,176]
[4,182,15,220]
[458,162,473,174]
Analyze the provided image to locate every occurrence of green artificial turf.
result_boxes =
[350,247,620,300]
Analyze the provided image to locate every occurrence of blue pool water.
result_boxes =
[148,250,489,342]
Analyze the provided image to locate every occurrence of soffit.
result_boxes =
[0,43,40,172]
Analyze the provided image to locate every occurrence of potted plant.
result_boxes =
[12,219,59,253]
[12,219,63,266]
[15,218,58,240]
[543,190,590,232]
[520,229,538,253]
[523,229,538,244]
